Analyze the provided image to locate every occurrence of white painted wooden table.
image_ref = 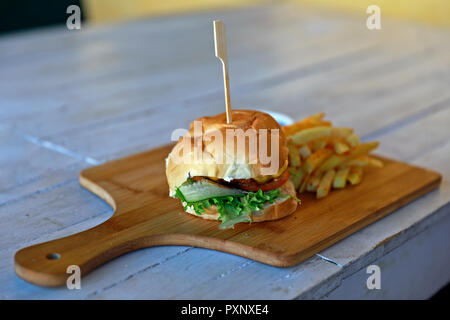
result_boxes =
[1,4,449,299]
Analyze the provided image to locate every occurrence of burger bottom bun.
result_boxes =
[184,179,298,223]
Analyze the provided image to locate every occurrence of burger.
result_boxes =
[165,110,299,229]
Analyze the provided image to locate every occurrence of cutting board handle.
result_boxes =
[14,219,151,287]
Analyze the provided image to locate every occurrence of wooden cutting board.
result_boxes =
[14,144,441,287]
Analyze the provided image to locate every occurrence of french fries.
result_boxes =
[317,169,336,199]
[316,141,379,173]
[316,154,346,174]
[333,167,350,189]
[306,171,322,192]
[310,138,328,152]
[287,141,301,167]
[290,126,353,146]
[298,145,312,159]
[369,157,383,168]
[332,127,354,139]
[298,172,310,193]
[346,141,379,160]
[283,113,331,136]
[346,155,384,168]
[346,133,360,147]
[289,167,306,189]
[290,126,332,145]
[285,113,382,199]
[334,141,350,154]
[303,148,333,173]
[348,166,363,185]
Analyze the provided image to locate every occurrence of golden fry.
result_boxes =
[368,157,383,168]
[306,171,322,192]
[338,141,380,167]
[333,167,350,189]
[309,112,325,121]
[347,166,363,185]
[316,141,378,174]
[298,145,312,159]
[331,127,354,138]
[352,141,379,156]
[291,126,353,146]
[287,141,301,167]
[346,133,360,147]
[314,142,377,174]
[346,156,370,167]
[298,172,310,193]
[316,154,346,174]
[334,141,350,154]
[310,138,328,152]
[346,155,383,168]
[283,113,330,136]
[317,169,336,199]
[303,148,333,173]
[289,167,306,189]
[290,126,332,145]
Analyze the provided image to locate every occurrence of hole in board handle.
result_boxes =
[46,253,61,260]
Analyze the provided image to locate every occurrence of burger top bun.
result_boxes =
[165,110,289,195]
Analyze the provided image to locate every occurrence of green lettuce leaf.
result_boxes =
[175,187,294,229]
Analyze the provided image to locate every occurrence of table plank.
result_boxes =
[55,104,450,300]
[0,4,449,299]
[323,213,450,299]
[33,44,450,163]
[1,28,379,136]
[317,122,450,272]
[0,125,85,205]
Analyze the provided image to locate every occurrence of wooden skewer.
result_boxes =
[213,20,232,124]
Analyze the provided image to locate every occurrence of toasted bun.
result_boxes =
[166,110,289,195]
[184,180,298,223]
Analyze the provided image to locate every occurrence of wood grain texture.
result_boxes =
[323,212,450,299]
[14,144,441,286]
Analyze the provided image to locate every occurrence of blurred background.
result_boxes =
[1,0,449,34]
